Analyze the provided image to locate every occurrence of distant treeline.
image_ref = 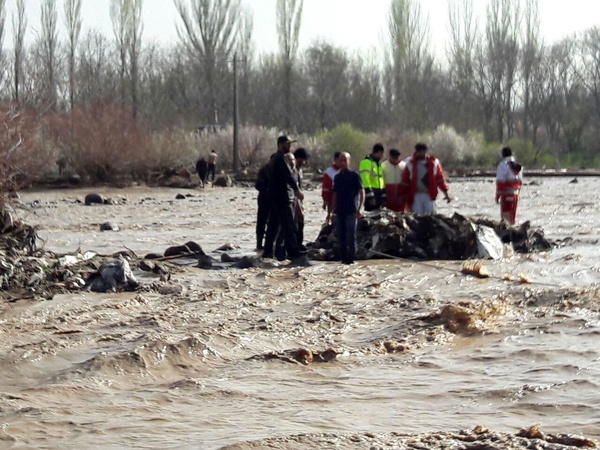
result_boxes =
[1,0,599,196]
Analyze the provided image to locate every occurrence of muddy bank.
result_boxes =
[221,425,596,449]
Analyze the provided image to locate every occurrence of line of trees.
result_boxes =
[1,0,600,187]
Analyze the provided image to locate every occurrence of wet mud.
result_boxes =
[0,177,599,449]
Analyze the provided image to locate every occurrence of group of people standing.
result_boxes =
[255,135,523,265]
[255,136,310,264]
[320,143,453,264]
[195,150,218,187]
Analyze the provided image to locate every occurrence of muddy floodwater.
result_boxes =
[1,177,599,449]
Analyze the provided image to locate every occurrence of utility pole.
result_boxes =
[232,53,240,174]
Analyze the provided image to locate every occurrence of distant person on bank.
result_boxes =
[381,148,406,212]
[331,152,365,265]
[495,146,523,225]
[359,143,385,211]
[207,150,218,181]
[400,143,451,214]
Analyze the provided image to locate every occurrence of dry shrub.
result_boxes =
[0,103,48,208]
[427,125,483,168]
[45,101,148,184]
[194,125,279,170]
[146,129,198,171]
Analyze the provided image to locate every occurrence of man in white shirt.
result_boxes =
[381,148,406,212]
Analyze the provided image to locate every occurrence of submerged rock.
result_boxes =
[164,241,204,257]
[100,221,119,231]
[84,193,106,205]
[213,175,233,187]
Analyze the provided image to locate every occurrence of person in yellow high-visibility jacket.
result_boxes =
[358,143,385,211]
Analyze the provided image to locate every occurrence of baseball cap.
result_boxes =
[277,135,297,145]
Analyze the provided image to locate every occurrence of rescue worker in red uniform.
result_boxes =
[496,146,523,225]
[322,152,340,223]
[400,143,451,214]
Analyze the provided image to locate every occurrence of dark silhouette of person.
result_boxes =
[196,157,208,187]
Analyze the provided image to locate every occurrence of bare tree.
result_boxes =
[77,30,117,104]
[576,26,600,155]
[110,0,131,107]
[305,41,348,130]
[237,7,253,124]
[520,0,542,141]
[0,0,7,89]
[388,0,434,130]
[128,0,143,118]
[473,0,521,141]
[447,0,478,131]
[276,0,303,131]
[40,0,59,108]
[64,0,82,109]
[174,0,241,123]
[12,0,26,106]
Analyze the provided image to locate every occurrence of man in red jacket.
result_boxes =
[400,143,451,214]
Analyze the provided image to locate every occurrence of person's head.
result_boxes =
[293,147,310,169]
[372,143,384,161]
[333,151,341,165]
[388,149,401,165]
[501,146,512,158]
[277,135,296,153]
[211,149,216,154]
[338,152,351,170]
[414,142,428,159]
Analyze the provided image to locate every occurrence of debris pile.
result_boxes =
[309,211,551,261]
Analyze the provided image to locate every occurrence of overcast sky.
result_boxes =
[4,0,600,57]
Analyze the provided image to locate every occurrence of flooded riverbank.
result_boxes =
[1,177,599,448]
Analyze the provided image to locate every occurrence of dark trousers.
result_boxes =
[337,213,357,263]
[263,202,300,259]
[256,194,271,248]
[365,189,383,211]
[207,163,216,181]
[296,216,305,249]
[198,169,207,186]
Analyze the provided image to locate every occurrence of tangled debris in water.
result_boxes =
[309,211,552,261]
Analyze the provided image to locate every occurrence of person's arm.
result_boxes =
[435,160,451,203]
[356,188,365,218]
[322,172,333,210]
[329,192,336,224]
[359,158,374,206]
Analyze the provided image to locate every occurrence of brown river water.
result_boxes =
[1,177,599,449]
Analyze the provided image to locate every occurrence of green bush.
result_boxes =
[318,123,369,162]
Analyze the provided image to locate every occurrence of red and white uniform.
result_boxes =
[381,159,406,212]
[496,156,523,224]
[400,154,449,214]
[321,164,340,211]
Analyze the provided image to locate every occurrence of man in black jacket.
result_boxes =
[255,155,274,250]
[262,136,304,261]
